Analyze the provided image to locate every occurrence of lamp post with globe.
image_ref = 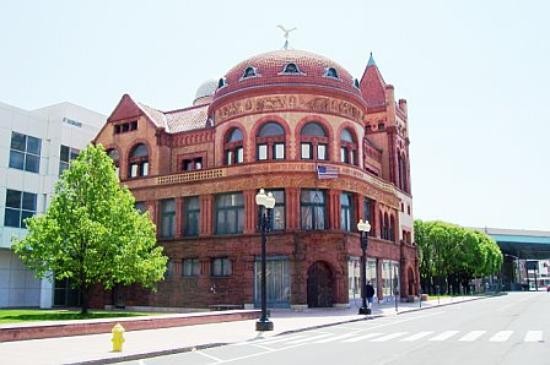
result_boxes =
[255,189,275,331]
[357,219,371,315]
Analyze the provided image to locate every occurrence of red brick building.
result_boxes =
[93,49,418,309]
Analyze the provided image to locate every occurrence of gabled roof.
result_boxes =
[360,53,387,107]
[107,94,209,133]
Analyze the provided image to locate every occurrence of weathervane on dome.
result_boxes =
[277,25,297,50]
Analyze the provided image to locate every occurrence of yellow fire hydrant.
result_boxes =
[111,323,125,352]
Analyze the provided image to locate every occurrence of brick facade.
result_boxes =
[92,49,418,309]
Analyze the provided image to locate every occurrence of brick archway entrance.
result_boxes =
[307,261,334,307]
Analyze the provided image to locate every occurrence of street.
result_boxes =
[115,292,549,365]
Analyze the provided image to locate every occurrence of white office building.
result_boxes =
[0,101,104,308]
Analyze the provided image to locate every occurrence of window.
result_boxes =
[283,63,300,73]
[225,128,244,165]
[4,189,37,228]
[135,201,147,213]
[183,157,203,171]
[363,198,375,236]
[340,192,354,232]
[256,122,285,161]
[242,66,256,78]
[300,189,326,230]
[398,153,409,193]
[389,215,396,242]
[340,128,357,165]
[9,132,41,173]
[212,257,232,277]
[300,122,329,161]
[218,78,226,88]
[215,192,244,234]
[107,148,120,177]
[128,143,149,178]
[182,258,200,277]
[113,120,137,134]
[257,190,285,231]
[59,145,79,175]
[184,196,200,237]
[160,199,175,238]
[325,67,338,78]
[354,79,360,88]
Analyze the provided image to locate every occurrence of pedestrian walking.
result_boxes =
[366,281,375,308]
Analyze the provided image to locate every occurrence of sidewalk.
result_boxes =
[0,295,486,365]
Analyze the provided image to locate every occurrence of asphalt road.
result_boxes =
[115,292,549,365]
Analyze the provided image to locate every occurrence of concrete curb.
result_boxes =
[65,295,500,365]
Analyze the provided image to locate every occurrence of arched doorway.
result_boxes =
[307,261,334,307]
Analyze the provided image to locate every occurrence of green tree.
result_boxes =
[12,144,167,314]
[415,219,503,295]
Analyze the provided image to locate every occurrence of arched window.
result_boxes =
[128,143,149,178]
[283,63,300,74]
[242,66,256,78]
[354,79,360,88]
[383,212,390,240]
[300,122,329,161]
[106,148,120,177]
[325,67,338,78]
[389,215,396,242]
[256,121,285,161]
[340,128,357,165]
[224,128,244,165]
[218,77,226,88]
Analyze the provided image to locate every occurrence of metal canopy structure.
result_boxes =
[477,228,550,260]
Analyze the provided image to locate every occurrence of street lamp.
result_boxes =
[255,188,275,332]
[357,219,371,315]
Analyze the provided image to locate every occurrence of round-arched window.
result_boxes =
[300,122,329,160]
[225,128,244,165]
[256,121,285,161]
[340,128,357,165]
[128,144,149,178]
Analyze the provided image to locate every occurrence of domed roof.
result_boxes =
[193,79,218,105]
[214,50,361,100]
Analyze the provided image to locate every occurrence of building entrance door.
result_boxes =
[307,261,333,307]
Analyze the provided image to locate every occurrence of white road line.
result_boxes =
[286,333,333,344]
[313,333,357,343]
[371,332,409,342]
[342,332,384,343]
[400,331,434,342]
[524,331,543,342]
[196,350,223,363]
[458,331,486,342]
[429,330,459,341]
[489,331,513,342]
[258,334,306,345]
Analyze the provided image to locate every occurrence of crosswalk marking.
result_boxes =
[259,335,306,345]
[287,333,332,344]
[489,331,513,343]
[459,331,486,342]
[400,331,434,342]
[313,333,357,344]
[251,330,545,347]
[429,330,459,341]
[371,332,408,342]
[524,331,543,343]
[342,332,384,343]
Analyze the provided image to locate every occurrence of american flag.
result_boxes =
[317,164,338,179]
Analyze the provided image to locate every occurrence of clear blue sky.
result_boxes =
[1,0,548,230]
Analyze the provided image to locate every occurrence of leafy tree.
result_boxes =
[12,144,167,314]
[415,219,502,295]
